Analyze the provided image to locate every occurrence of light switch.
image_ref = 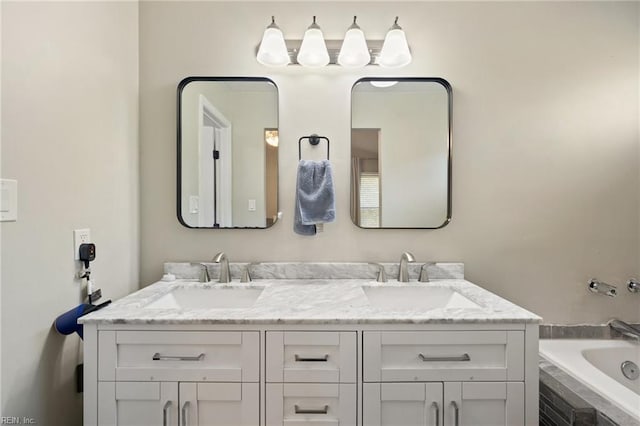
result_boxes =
[0,179,17,222]
[248,199,256,211]
[189,195,199,214]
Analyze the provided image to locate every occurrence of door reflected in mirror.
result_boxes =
[351,78,452,229]
[178,77,279,228]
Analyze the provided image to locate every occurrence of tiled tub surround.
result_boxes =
[539,341,640,426]
[539,325,640,340]
[80,262,541,426]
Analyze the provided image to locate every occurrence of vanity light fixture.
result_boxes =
[378,17,412,68]
[297,16,330,68]
[337,16,371,68]
[255,16,412,69]
[256,16,290,67]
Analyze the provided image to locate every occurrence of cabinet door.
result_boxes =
[443,382,524,426]
[98,382,178,426]
[179,382,259,426]
[363,383,443,426]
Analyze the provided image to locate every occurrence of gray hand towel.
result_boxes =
[294,160,336,235]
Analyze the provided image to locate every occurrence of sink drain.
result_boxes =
[621,361,639,380]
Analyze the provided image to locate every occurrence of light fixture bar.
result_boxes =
[256,39,384,66]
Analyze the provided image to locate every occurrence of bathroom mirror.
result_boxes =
[351,77,452,229]
[178,77,279,228]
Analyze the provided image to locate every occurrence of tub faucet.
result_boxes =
[398,252,415,282]
[609,319,640,340]
[212,252,231,283]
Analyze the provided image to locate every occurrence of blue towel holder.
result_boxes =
[299,134,329,160]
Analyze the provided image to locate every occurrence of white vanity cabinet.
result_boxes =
[83,274,540,426]
[362,330,528,426]
[92,330,260,426]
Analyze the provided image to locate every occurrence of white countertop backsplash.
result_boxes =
[80,262,540,325]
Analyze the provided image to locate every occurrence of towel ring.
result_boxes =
[299,134,330,161]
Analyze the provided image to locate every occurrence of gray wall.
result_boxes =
[139,1,639,325]
[1,2,139,423]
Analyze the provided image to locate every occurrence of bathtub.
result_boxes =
[539,339,640,422]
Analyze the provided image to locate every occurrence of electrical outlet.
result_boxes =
[73,229,91,260]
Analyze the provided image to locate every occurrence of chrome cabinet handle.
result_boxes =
[451,401,459,426]
[162,401,172,426]
[153,353,205,361]
[294,404,329,414]
[418,353,470,362]
[431,402,439,426]
[294,354,329,362]
[181,401,190,426]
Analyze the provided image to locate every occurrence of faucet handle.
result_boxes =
[628,278,639,293]
[199,263,211,283]
[418,263,431,282]
[369,263,387,283]
[241,263,259,283]
[588,278,617,297]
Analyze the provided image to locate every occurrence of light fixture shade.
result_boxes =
[378,17,412,68]
[338,17,370,68]
[257,17,290,67]
[296,17,329,68]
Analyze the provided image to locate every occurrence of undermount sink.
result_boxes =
[362,285,483,311]
[144,287,264,310]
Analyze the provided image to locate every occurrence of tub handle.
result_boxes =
[419,353,470,362]
[451,401,459,426]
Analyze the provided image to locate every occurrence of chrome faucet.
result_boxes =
[212,252,231,283]
[398,252,415,282]
[609,319,640,340]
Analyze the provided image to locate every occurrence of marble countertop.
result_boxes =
[80,278,541,325]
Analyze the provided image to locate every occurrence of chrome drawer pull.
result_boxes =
[181,401,190,426]
[162,400,172,426]
[294,354,329,362]
[152,353,205,361]
[418,353,470,362]
[294,404,329,414]
[451,401,460,426]
[431,401,439,426]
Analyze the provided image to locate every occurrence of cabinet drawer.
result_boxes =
[363,331,524,382]
[266,383,356,426]
[266,331,356,383]
[98,331,259,382]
